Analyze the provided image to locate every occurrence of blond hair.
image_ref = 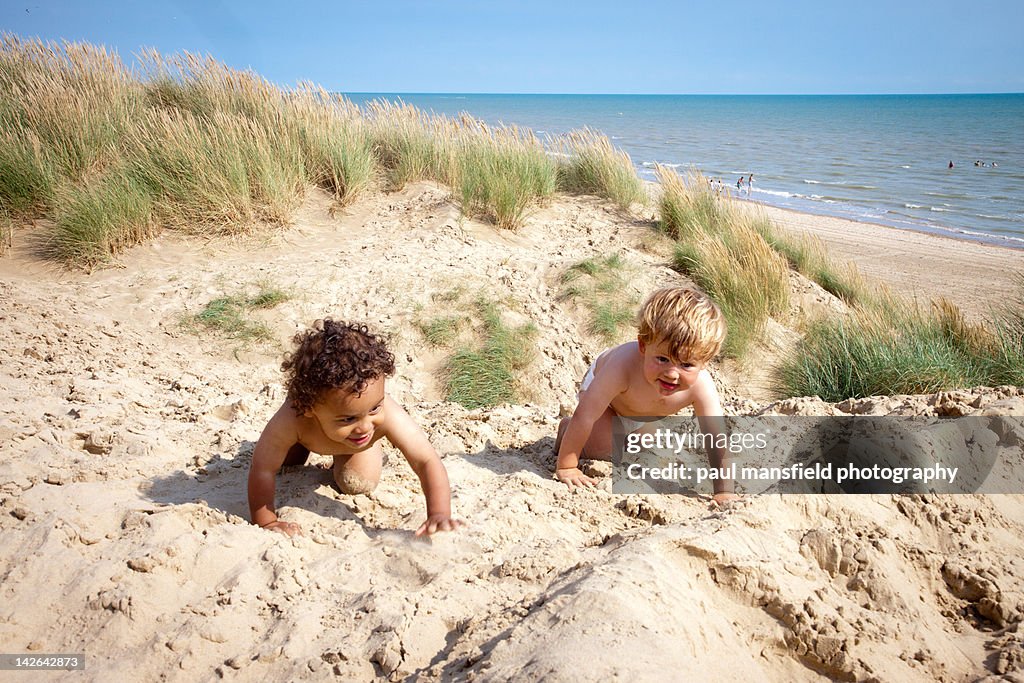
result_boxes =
[636,287,726,363]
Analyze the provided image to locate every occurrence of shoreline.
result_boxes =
[731,193,1024,252]
[752,202,1021,319]
[639,178,1019,320]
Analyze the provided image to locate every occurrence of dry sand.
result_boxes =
[757,203,1023,321]
[1,184,1022,681]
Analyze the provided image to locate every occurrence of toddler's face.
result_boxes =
[305,376,386,448]
[639,339,705,396]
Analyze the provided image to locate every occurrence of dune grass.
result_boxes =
[365,99,446,189]
[556,128,646,211]
[754,218,868,304]
[1,36,649,264]
[440,297,537,409]
[776,283,1024,401]
[656,165,790,358]
[188,283,291,342]
[561,252,637,342]
[52,167,155,264]
[417,314,465,347]
[454,125,558,230]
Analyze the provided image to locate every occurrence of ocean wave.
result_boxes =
[802,179,821,184]
[831,182,878,190]
[904,203,924,209]
[948,228,1024,246]
[930,207,952,212]
[755,189,795,198]
[924,191,970,200]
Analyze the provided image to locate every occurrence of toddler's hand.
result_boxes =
[710,491,743,510]
[415,514,465,537]
[261,519,303,537]
[556,467,596,490]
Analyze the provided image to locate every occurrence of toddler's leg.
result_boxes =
[332,443,384,495]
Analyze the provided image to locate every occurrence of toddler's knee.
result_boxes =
[335,469,378,495]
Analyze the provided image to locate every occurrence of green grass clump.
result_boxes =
[288,88,375,206]
[442,298,537,409]
[454,126,557,230]
[657,166,789,358]
[52,168,154,266]
[556,128,645,211]
[190,284,290,342]
[753,217,867,304]
[417,315,465,347]
[126,108,305,231]
[776,284,1024,401]
[561,252,636,343]
[365,99,445,189]
[0,130,56,213]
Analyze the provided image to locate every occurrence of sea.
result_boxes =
[345,93,1024,249]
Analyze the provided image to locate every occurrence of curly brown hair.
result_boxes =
[282,319,395,413]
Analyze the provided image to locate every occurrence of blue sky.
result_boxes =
[2,0,1022,94]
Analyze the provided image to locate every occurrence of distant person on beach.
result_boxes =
[248,319,463,537]
[554,287,737,505]
[747,174,753,194]
[736,176,744,191]
[949,161,954,168]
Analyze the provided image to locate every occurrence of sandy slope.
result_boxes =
[1,184,1022,681]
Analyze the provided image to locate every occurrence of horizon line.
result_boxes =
[340,91,1024,97]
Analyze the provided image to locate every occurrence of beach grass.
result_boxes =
[556,128,646,211]
[0,37,652,262]
[561,253,637,342]
[188,283,291,342]
[365,99,446,189]
[777,283,1024,400]
[453,125,557,230]
[657,165,790,358]
[417,314,465,347]
[755,219,868,304]
[52,167,155,265]
[442,297,537,409]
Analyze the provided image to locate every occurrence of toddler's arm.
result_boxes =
[248,406,303,536]
[556,364,624,489]
[384,397,463,536]
[692,373,738,505]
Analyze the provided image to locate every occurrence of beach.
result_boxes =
[1,185,1023,681]
[756,203,1023,320]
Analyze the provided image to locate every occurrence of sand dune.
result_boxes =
[1,184,1022,681]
